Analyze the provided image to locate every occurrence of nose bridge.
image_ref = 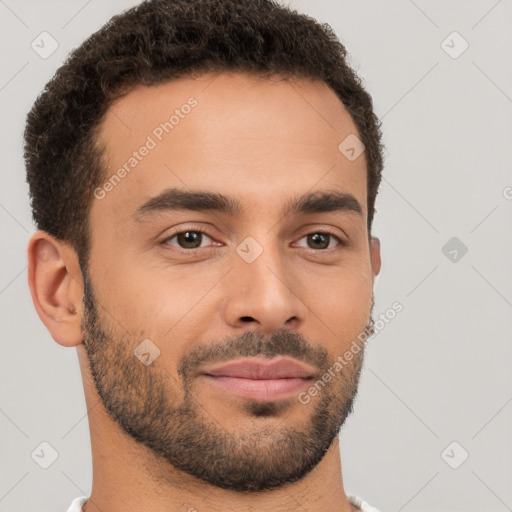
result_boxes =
[224,233,305,333]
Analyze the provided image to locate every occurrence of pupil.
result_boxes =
[309,233,329,249]
[179,231,201,248]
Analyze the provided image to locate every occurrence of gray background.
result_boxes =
[1,1,511,511]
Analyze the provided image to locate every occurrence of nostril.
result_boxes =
[240,316,255,322]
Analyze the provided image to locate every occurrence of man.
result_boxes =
[25,0,384,510]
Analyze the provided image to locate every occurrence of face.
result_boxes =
[82,71,379,491]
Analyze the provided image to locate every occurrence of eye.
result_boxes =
[160,228,345,253]
[161,230,215,250]
[294,232,343,250]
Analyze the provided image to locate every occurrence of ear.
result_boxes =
[27,231,84,347]
[369,236,381,279]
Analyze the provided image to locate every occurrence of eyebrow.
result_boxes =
[133,187,362,222]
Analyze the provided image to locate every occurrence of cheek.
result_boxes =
[305,265,373,341]
[91,255,226,340]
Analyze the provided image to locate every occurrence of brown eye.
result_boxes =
[295,232,343,250]
[163,230,212,249]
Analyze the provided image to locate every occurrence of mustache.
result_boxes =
[177,328,330,378]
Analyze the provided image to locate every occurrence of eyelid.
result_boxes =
[294,222,348,242]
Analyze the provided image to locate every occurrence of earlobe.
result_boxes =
[27,231,84,347]
[370,236,381,277]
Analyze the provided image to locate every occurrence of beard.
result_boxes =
[81,269,374,492]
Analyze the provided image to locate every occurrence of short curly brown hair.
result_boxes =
[24,0,384,270]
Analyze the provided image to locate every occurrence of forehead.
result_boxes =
[92,71,367,225]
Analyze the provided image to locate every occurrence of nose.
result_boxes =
[222,242,307,335]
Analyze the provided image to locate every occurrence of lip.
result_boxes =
[199,357,315,401]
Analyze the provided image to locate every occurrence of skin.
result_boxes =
[27,71,381,512]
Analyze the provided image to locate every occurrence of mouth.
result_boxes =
[199,357,316,401]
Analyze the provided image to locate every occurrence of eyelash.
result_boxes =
[159,227,346,254]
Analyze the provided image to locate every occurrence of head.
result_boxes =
[25,0,384,492]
